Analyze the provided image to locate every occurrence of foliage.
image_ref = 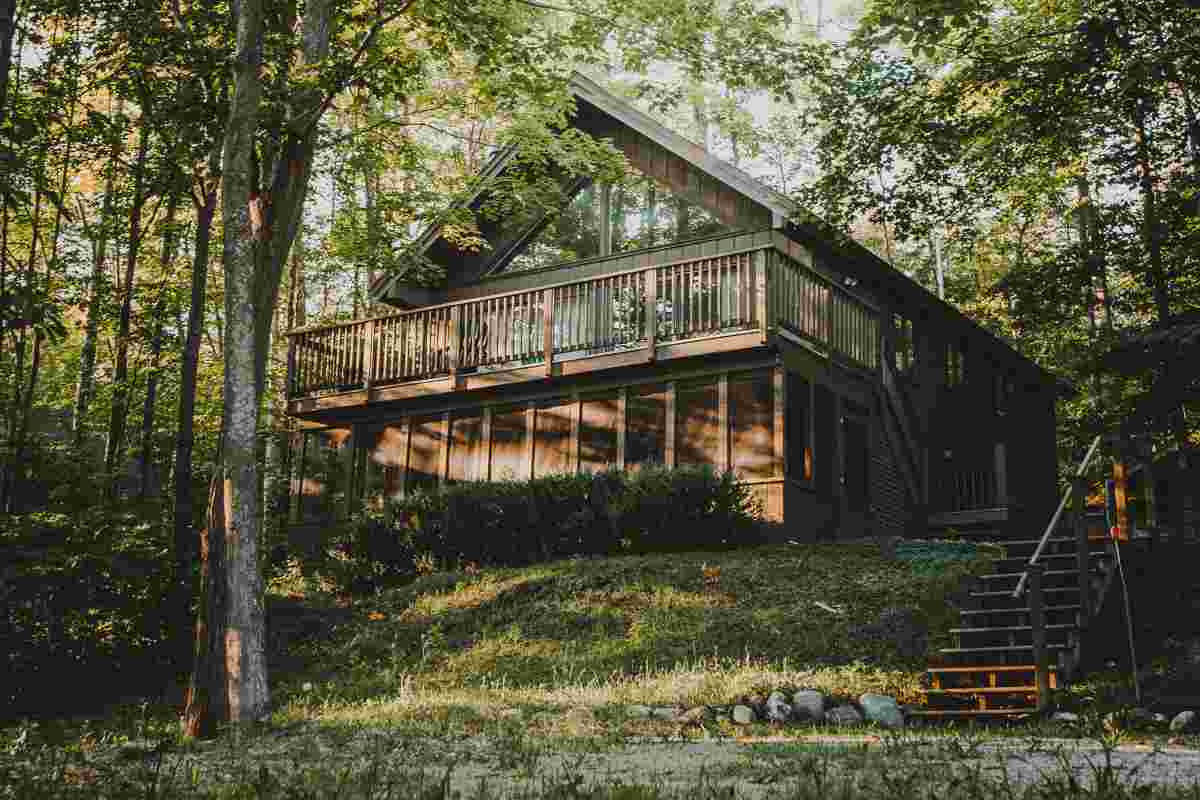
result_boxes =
[0,503,182,719]
[307,466,762,596]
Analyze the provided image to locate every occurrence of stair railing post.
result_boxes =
[1029,562,1050,712]
[1074,476,1090,625]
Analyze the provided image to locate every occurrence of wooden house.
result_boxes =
[284,73,1062,541]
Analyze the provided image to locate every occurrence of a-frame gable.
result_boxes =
[370,73,787,307]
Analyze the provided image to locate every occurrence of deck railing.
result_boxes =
[288,247,879,400]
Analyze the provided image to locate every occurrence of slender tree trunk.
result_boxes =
[104,121,152,491]
[0,0,16,130]
[183,474,229,738]
[139,195,181,497]
[72,109,124,444]
[172,173,218,670]
[1132,102,1171,324]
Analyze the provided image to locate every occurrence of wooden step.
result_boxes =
[979,569,1078,581]
[959,604,1080,617]
[924,686,1038,695]
[926,664,1058,674]
[949,624,1074,635]
[969,587,1079,599]
[939,644,1068,656]
[906,708,1034,718]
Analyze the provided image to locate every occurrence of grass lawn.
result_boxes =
[5,538,1199,798]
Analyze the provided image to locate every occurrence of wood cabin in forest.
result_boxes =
[284,73,1062,541]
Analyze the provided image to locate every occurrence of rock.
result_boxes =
[732,705,757,725]
[651,706,683,721]
[1170,710,1199,733]
[791,690,826,721]
[877,535,901,561]
[745,693,765,708]
[824,705,864,726]
[1052,712,1080,723]
[625,705,653,718]
[859,693,905,729]
[679,706,711,723]
[766,692,792,723]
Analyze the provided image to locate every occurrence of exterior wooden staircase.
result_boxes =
[911,435,1123,721]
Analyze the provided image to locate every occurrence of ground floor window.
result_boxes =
[787,373,812,481]
[675,379,719,468]
[729,370,774,479]
[627,383,667,470]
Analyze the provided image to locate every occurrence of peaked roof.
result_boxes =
[370,72,794,305]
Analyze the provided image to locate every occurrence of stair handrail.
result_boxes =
[1012,434,1103,598]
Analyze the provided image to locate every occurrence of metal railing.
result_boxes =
[1013,434,1103,598]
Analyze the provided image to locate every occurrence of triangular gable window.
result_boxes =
[505,166,737,273]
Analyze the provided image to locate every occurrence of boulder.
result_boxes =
[679,706,711,723]
[824,705,864,726]
[1170,710,1199,733]
[625,705,653,718]
[766,691,792,723]
[651,706,683,721]
[859,693,905,730]
[791,690,826,722]
[732,705,757,725]
[1052,712,1080,723]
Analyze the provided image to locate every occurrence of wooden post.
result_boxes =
[755,250,768,342]
[1074,476,1090,624]
[525,402,536,480]
[286,335,297,399]
[644,268,657,361]
[616,388,627,470]
[774,365,786,478]
[439,413,451,487]
[1113,454,1131,542]
[1028,562,1050,711]
[543,289,554,376]
[719,373,730,473]
[994,441,1008,508]
[363,319,376,392]
[665,381,676,469]
[397,419,410,498]
[569,393,581,474]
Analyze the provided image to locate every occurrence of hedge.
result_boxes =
[322,465,764,594]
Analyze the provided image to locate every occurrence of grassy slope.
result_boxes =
[268,540,998,723]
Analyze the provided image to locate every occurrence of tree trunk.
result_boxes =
[186,0,335,735]
[104,121,152,493]
[172,172,218,670]
[183,475,229,738]
[72,110,123,445]
[139,195,181,497]
[1132,102,1171,324]
[0,0,16,130]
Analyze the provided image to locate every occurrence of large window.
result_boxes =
[490,405,529,481]
[675,379,720,469]
[506,167,739,273]
[296,427,352,522]
[407,416,444,492]
[729,371,774,479]
[364,424,407,509]
[447,413,485,483]
[946,340,965,388]
[579,393,619,473]
[626,384,667,469]
[534,398,574,477]
[787,373,812,481]
[893,314,915,373]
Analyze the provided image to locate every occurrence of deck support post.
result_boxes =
[1029,562,1050,712]
[1074,477,1090,624]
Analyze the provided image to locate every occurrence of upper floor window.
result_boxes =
[893,314,915,373]
[945,340,965,388]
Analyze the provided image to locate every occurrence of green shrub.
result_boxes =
[320,466,763,594]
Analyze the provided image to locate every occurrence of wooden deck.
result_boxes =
[287,244,881,418]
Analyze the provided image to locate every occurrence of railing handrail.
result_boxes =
[287,244,881,339]
[285,245,777,338]
[1012,433,1103,598]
